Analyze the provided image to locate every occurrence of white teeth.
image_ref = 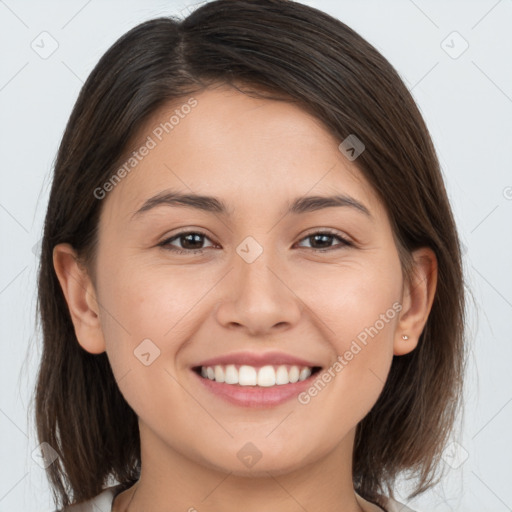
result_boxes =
[289,365,300,383]
[276,365,289,385]
[198,364,315,386]
[224,364,238,384]
[299,367,312,381]
[214,365,225,383]
[238,365,257,386]
[257,365,276,387]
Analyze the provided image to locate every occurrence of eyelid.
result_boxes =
[158,227,354,253]
[157,228,215,249]
[294,228,353,249]
[299,227,352,242]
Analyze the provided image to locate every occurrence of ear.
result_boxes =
[394,247,438,356]
[52,243,106,354]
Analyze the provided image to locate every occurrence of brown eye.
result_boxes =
[296,231,352,251]
[159,231,214,254]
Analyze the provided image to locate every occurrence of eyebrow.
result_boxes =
[130,189,371,220]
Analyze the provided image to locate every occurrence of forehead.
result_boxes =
[101,84,382,222]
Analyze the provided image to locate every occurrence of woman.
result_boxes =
[34,1,466,511]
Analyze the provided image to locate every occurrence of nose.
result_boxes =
[215,249,302,336]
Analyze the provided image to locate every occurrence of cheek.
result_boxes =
[94,267,194,419]
[307,256,402,343]
[299,257,402,414]
[96,261,213,373]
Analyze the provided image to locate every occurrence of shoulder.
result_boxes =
[56,484,122,512]
[381,495,418,512]
[357,491,418,512]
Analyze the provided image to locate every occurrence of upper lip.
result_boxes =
[193,351,322,369]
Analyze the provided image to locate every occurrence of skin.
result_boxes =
[53,84,437,512]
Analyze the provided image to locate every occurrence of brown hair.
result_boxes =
[33,0,466,509]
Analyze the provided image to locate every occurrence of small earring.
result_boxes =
[402,335,409,340]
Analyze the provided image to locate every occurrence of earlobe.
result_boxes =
[394,247,438,356]
[52,243,106,354]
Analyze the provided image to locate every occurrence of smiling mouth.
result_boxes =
[192,364,322,387]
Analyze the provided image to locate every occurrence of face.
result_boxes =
[69,84,412,476]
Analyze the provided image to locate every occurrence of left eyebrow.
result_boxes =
[130,189,372,220]
[288,194,371,217]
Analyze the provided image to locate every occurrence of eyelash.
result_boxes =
[158,229,353,255]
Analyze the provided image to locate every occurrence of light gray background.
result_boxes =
[1,0,511,510]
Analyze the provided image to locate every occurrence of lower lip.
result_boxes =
[191,369,319,408]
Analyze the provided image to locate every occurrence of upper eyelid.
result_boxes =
[296,231,353,248]
[161,229,352,249]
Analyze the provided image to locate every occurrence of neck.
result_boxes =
[114,423,373,512]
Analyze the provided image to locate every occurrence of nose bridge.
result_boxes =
[215,234,301,334]
[235,234,285,303]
